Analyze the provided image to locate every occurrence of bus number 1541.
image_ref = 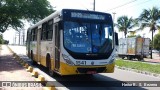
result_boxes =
[76,61,86,65]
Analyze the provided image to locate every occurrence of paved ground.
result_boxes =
[144,53,160,63]
[8,45,160,90]
[0,45,42,90]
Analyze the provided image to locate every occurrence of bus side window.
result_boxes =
[32,27,37,41]
[41,22,47,40]
[41,28,43,40]
[31,29,34,41]
[29,31,31,41]
[46,19,53,40]
[33,29,35,41]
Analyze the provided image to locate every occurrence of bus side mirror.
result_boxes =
[115,32,119,46]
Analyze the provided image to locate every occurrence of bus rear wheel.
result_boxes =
[31,51,36,65]
[48,62,54,76]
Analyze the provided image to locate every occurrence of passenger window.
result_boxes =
[32,27,37,41]
[41,19,53,41]
[47,19,53,40]
[41,23,47,40]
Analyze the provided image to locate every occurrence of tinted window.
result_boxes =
[64,21,113,53]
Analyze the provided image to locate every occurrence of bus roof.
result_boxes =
[28,9,112,30]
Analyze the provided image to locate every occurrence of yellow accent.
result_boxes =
[31,71,39,78]
[35,75,45,82]
[59,62,115,75]
[31,54,115,75]
[33,54,55,69]
[43,87,56,90]
[33,54,36,61]
[32,53,40,62]
[41,56,47,66]
[26,66,33,72]
[51,58,55,70]
[43,82,56,90]
[35,54,38,61]
[24,63,29,68]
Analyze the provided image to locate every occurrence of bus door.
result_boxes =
[54,23,60,70]
[26,30,31,57]
[37,28,41,63]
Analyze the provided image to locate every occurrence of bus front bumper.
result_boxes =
[59,62,115,75]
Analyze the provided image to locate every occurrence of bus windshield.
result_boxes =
[63,21,113,54]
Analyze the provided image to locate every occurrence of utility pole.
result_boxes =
[15,31,18,45]
[93,0,95,11]
[18,30,21,45]
[112,12,116,31]
[22,28,25,45]
[112,12,116,22]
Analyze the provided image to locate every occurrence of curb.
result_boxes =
[115,65,160,78]
[26,66,33,72]
[35,75,45,82]
[7,45,56,90]
[31,70,39,78]
[24,63,29,68]
[43,82,56,90]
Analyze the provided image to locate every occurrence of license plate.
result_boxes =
[87,71,97,74]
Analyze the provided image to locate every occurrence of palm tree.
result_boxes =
[138,7,160,59]
[115,16,136,38]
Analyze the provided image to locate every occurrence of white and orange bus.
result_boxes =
[26,9,118,76]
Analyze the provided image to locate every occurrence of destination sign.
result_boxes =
[71,12,105,20]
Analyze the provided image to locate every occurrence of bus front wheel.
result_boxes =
[47,55,57,77]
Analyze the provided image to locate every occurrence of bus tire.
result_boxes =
[122,57,125,59]
[31,51,36,65]
[47,54,57,77]
[127,56,132,60]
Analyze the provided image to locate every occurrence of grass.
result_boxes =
[115,59,160,74]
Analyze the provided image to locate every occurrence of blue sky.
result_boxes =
[48,0,160,38]
[49,0,160,18]
[3,0,160,44]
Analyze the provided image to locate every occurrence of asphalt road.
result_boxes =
[8,45,160,90]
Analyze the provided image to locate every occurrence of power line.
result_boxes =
[106,0,137,12]
[78,1,90,10]
[107,0,155,13]
[125,0,151,9]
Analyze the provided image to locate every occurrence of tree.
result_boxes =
[115,16,137,38]
[0,0,54,33]
[0,34,2,44]
[0,34,4,44]
[138,7,160,59]
[0,33,9,44]
[153,33,160,55]
[3,40,9,44]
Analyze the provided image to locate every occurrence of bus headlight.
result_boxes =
[62,54,75,65]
